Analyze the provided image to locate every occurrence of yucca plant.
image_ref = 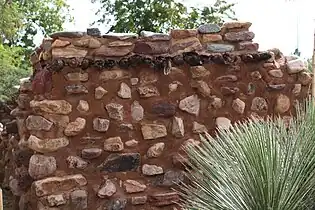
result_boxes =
[180,99,315,210]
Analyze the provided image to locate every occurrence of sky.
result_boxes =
[40,0,315,58]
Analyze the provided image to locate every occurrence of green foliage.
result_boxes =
[0,0,71,101]
[0,45,31,101]
[180,99,315,210]
[92,0,236,34]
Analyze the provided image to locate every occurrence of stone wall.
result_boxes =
[10,22,311,210]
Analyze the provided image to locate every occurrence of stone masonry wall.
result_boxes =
[10,22,311,210]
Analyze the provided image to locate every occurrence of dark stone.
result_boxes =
[80,58,91,70]
[151,102,176,117]
[65,84,88,94]
[241,54,254,62]
[223,53,238,64]
[105,198,127,210]
[50,59,64,72]
[118,58,130,69]
[13,149,33,167]
[67,58,80,68]
[267,84,286,91]
[98,153,140,172]
[198,23,221,34]
[5,120,18,134]
[149,192,180,207]
[87,28,101,37]
[154,170,185,186]
[221,87,239,95]
[258,52,272,60]
[172,55,185,66]
[50,31,86,39]
[211,54,225,64]
[183,52,202,66]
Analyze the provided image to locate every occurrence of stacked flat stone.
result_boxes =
[10,21,312,210]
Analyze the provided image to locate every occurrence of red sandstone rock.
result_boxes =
[170,29,197,39]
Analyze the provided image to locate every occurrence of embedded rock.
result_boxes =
[149,192,180,207]
[64,117,86,136]
[123,180,146,193]
[224,31,255,42]
[141,124,167,140]
[65,73,89,82]
[138,85,160,98]
[206,43,235,53]
[151,102,176,117]
[268,69,283,78]
[98,153,140,172]
[99,70,131,81]
[232,98,246,114]
[130,78,139,85]
[215,117,232,130]
[106,103,124,121]
[142,164,164,176]
[93,118,110,132]
[198,23,221,34]
[131,101,144,121]
[223,21,252,30]
[191,80,211,97]
[190,66,210,79]
[28,155,57,180]
[33,174,87,197]
[117,82,132,99]
[287,59,306,74]
[209,97,223,110]
[161,170,185,186]
[170,37,202,54]
[26,115,53,131]
[65,84,88,94]
[170,29,197,39]
[192,122,208,134]
[251,97,268,112]
[201,34,222,42]
[147,142,165,158]
[179,95,200,116]
[104,137,124,152]
[97,180,117,198]
[47,194,67,207]
[66,156,88,169]
[172,116,185,138]
[30,100,72,115]
[95,86,108,99]
[125,140,139,147]
[131,196,147,205]
[77,100,89,113]
[81,148,102,160]
[275,94,290,114]
[52,46,87,58]
[70,190,88,210]
[27,135,69,153]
